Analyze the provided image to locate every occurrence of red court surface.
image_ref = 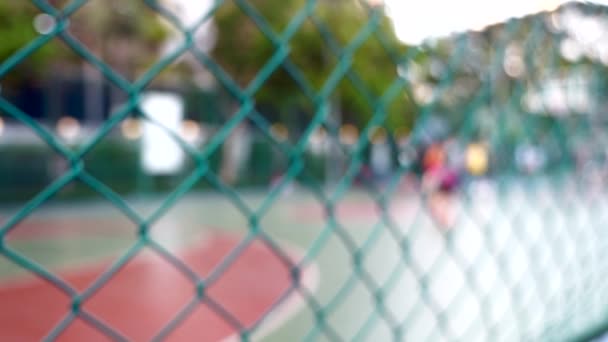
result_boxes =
[0,233,314,341]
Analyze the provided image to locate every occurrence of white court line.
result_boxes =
[221,238,321,342]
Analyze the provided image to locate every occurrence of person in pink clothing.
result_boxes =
[421,139,461,229]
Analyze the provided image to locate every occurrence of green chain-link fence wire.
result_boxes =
[3,0,608,341]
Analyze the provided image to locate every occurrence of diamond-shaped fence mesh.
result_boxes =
[1,0,608,341]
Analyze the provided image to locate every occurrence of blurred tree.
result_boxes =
[212,0,415,130]
[0,1,169,83]
[0,3,60,78]
[70,0,169,79]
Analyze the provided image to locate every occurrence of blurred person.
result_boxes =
[220,123,252,184]
[464,142,496,212]
[396,142,420,193]
[370,136,393,187]
[465,142,489,177]
[421,139,461,229]
[464,141,491,191]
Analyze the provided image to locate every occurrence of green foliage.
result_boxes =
[0,1,169,81]
[0,3,60,73]
[212,0,414,129]
[85,2,167,42]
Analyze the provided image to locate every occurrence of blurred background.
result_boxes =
[4,0,608,341]
[3,0,606,201]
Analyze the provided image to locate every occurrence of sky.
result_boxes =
[385,0,608,44]
[169,0,608,45]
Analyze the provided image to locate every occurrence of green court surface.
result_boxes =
[1,175,608,341]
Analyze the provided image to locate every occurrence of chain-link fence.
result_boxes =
[2,0,608,341]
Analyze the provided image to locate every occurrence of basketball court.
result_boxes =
[1,174,607,341]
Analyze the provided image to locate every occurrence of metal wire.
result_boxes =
[1,1,608,341]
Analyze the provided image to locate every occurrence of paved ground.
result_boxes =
[1,175,608,341]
